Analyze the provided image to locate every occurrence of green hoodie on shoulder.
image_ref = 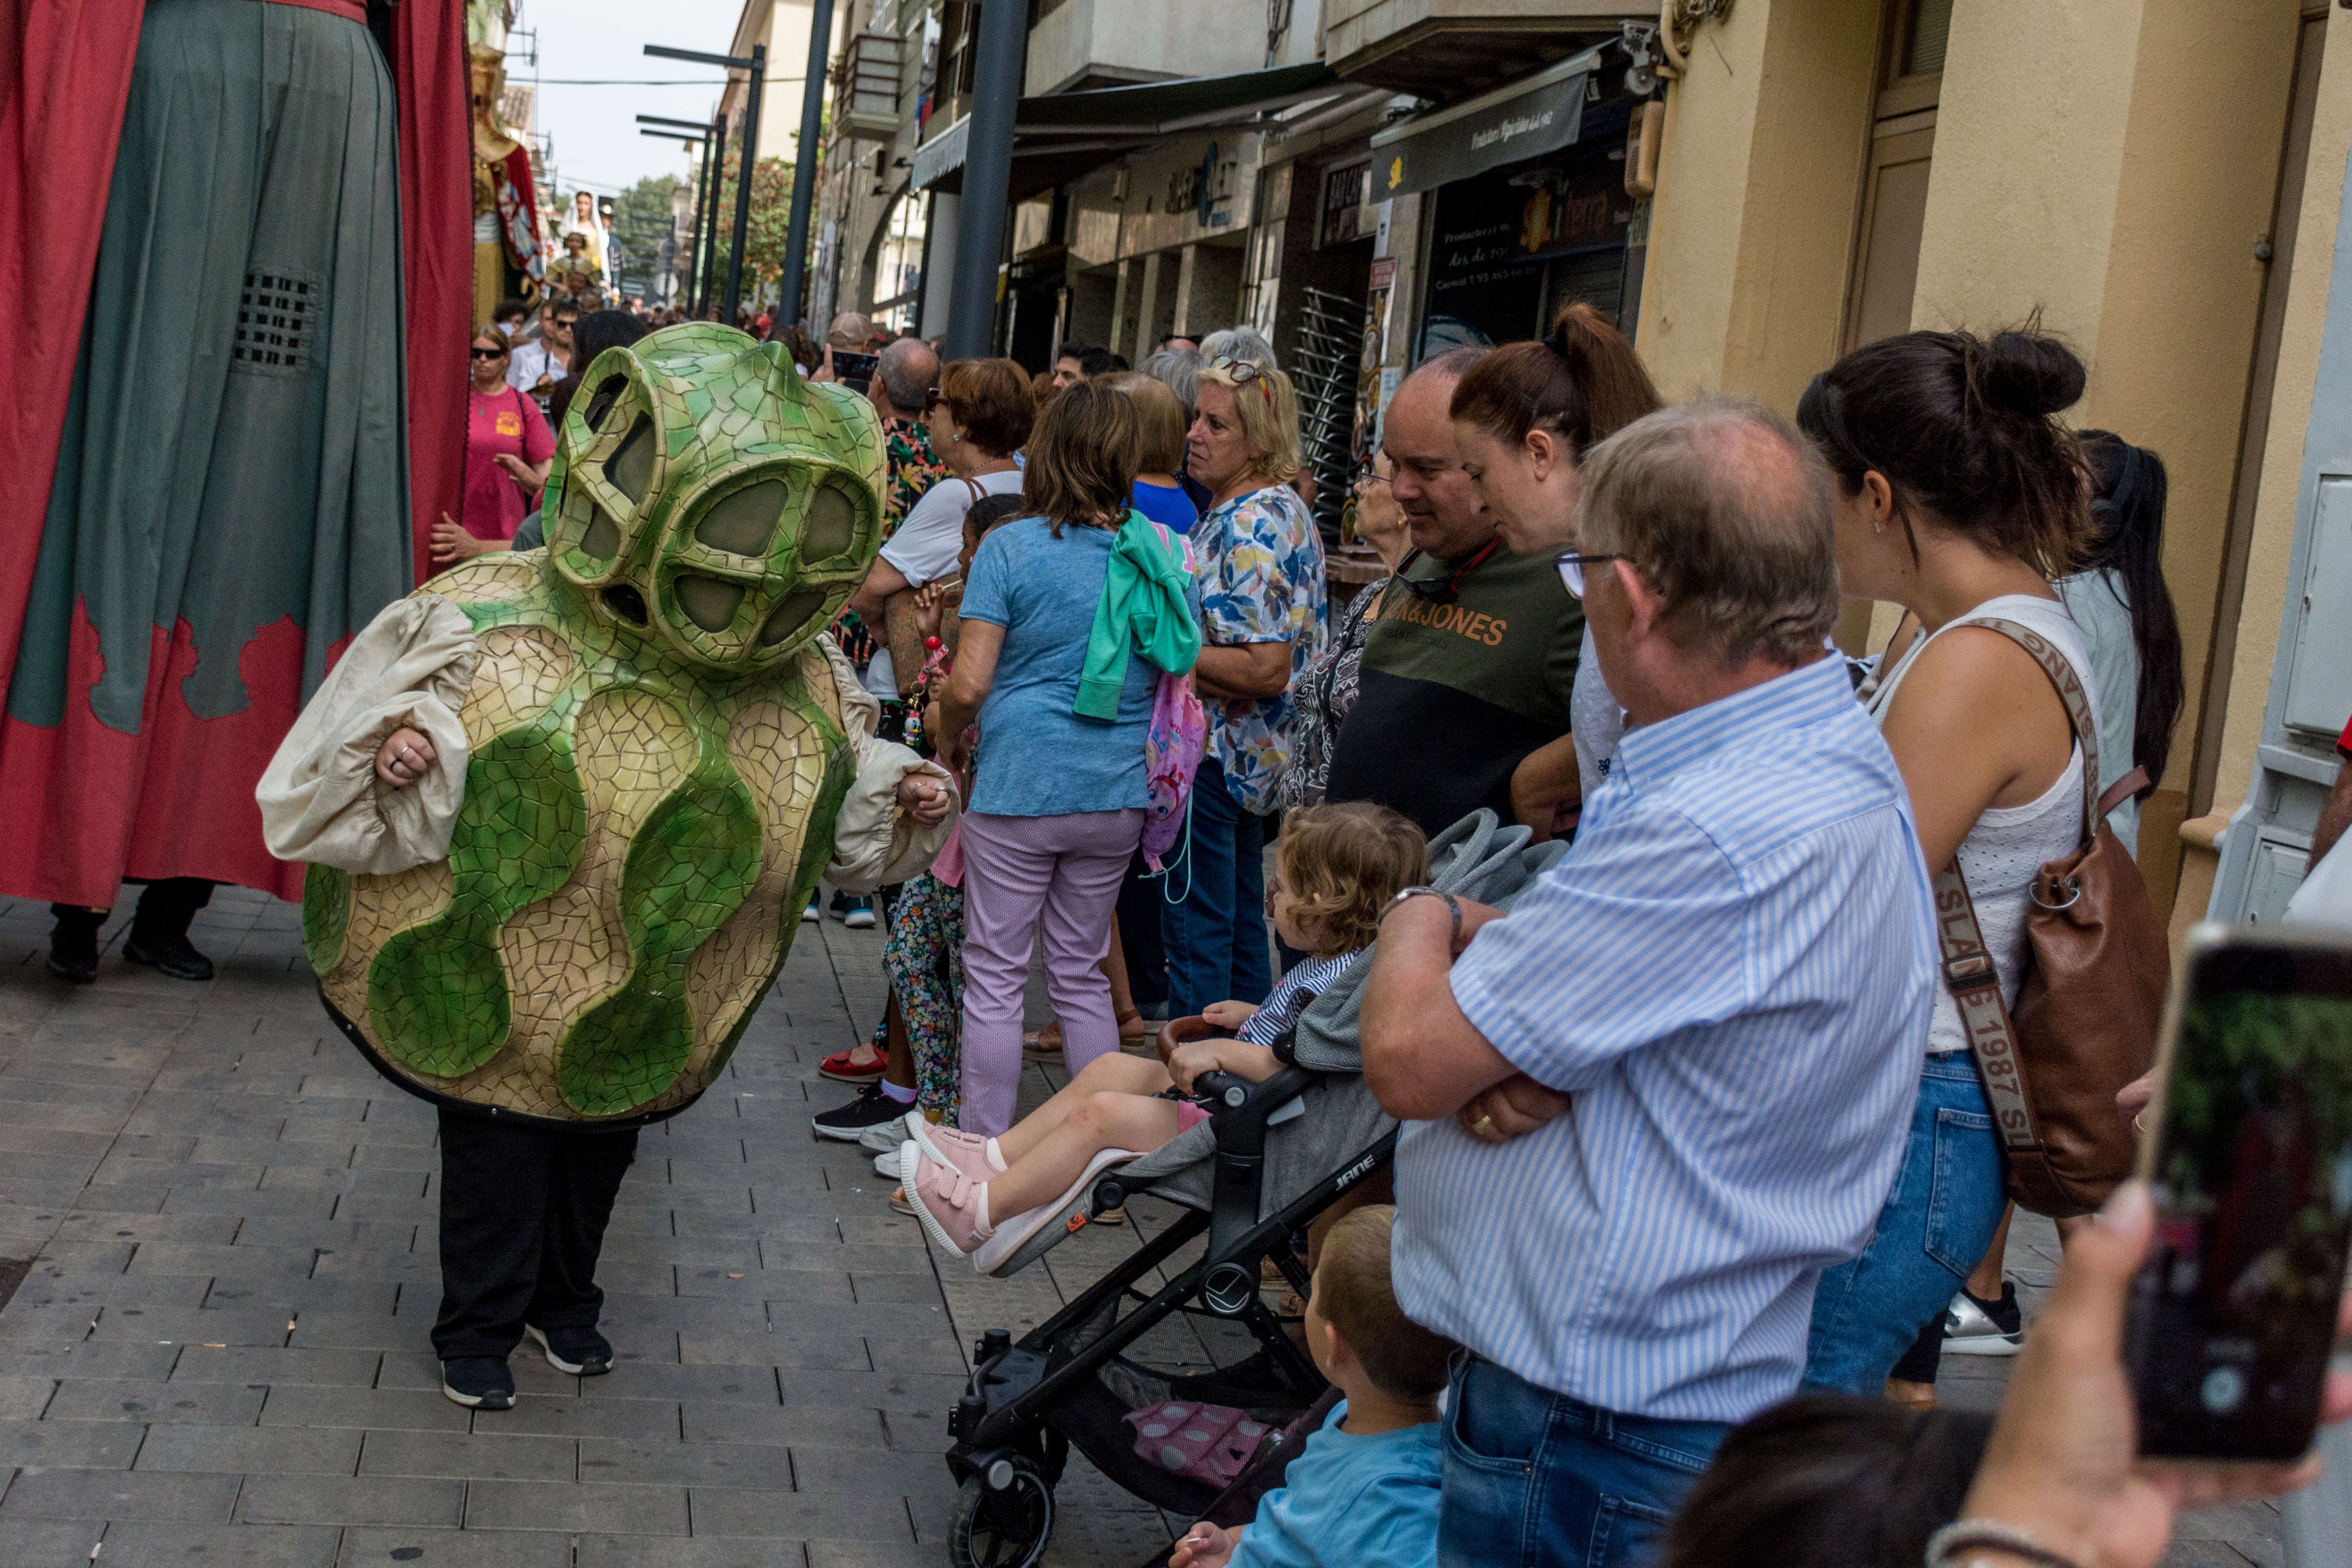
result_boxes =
[1075,509,1200,719]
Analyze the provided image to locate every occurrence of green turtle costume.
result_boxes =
[260,323,953,1127]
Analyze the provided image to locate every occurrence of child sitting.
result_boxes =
[1169,1204,1452,1568]
[902,802,1426,1275]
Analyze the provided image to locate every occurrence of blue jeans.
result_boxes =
[1803,1051,2006,1394]
[1438,1356,1727,1568]
[1160,760,1271,1021]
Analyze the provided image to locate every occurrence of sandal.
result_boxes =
[1116,1009,1152,1046]
[1022,1021,1063,1059]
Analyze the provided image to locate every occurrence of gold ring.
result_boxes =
[1472,1114,1494,1137]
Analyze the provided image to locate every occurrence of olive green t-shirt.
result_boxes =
[1324,544,1584,837]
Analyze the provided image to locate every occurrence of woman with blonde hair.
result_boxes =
[1164,356,1326,1019]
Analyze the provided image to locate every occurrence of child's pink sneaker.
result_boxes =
[908,1122,1001,1183]
[906,1158,993,1256]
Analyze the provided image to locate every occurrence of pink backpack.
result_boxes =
[1139,521,1205,871]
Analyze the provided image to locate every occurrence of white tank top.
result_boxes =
[1868,593,2098,1058]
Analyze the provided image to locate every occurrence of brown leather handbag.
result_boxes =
[1932,619,2170,1218]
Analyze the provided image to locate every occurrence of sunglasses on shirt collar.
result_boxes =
[1397,538,1504,605]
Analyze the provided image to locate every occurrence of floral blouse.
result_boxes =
[1191,481,1327,813]
[1274,575,1388,811]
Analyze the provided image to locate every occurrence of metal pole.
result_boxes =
[722,43,765,324]
[698,112,729,317]
[777,0,834,335]
[688,125,718,311]
[945,0,1024,360]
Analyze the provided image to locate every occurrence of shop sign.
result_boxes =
[1320,160,1372,248]
[1371,57,1591,198]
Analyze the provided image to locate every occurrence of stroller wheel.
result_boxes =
[949,1454,1054,1568]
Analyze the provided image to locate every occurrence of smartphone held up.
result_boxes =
[2126,923,2352,1462]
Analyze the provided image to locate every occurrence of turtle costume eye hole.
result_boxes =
[549,355,663,592]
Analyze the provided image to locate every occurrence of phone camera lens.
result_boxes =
[2199,1366,2247,1414]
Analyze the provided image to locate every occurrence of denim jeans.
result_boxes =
[1160,761,1272,1021]
[1803,1050,2006,1394]
[1438,1356,1728,1568]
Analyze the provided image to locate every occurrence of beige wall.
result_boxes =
[1908,0,2302,911]
[2175,6,2352,931]
[1635,0,1882,413]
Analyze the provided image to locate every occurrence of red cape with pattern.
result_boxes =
[0,0,469,904]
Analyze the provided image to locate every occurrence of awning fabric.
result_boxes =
[913,62,1341,199]
[1370,51,1597,197]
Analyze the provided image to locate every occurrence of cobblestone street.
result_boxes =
[0,887,2289,1567]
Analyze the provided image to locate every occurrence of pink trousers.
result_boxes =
[955,807,1144,1135]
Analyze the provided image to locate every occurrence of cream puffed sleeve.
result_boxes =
[257,595,478,875]
[815,636,958,894]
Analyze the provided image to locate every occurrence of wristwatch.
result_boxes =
[1381,885,1462,947]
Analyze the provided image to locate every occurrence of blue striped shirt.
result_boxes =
[1392,654,1936,1423]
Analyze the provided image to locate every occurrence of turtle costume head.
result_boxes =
[305,324,886,1127]
[545,323,881,670]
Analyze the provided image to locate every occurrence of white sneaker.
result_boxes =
[858,1110,924,1154]
[875,1146,902,1178]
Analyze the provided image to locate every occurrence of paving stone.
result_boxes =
[677,1330,871,1371]
[92,1521,344,1567]
[576,1536,807,1567]
[258,1384,472,1433]
[378,1349,575,1401]
[0,1519,108,1562]
[791,1445,957,1499]
[53,1210,242,1246]
[0,1340,178,1381]
[126,1242,318,1279]
[91,1305,298,1345]
[775,1368,967,1415]
[0,1466,242,1522]
[575,1364,782,1405]
[0,1418,141,1468]
[491,1394,682,1440]
[168,1345,383,1386]
[336,1526,575,1566]
[134,1423,364,1475]
[236,1473,465,1528]
[577,1435,791,1490]
[687,1484,916,1541]
[207,1277,404,1316]
[7,1268,214,1309]
[464,1476,689,1534]
[45,1378,268,1426]
[358,1428,579,1482]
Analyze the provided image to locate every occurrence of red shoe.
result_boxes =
[818,1044,886,1083]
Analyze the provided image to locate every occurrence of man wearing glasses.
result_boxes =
[1322,349,1585,838]
[1362,400,1935,1568]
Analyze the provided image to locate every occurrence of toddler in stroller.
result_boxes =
[933,808,1566,1568]
[902,803,1427,1276]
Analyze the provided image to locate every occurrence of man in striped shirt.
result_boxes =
[1362,399,1936,1568]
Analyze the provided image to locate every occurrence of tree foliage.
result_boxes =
[609,174,681,297]
[700,152,797,298]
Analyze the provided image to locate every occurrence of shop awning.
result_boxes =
[1369,48,1602,198]
[912,62,1343,200]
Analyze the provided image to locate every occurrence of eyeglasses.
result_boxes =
[1397,539,1503,605]
[470,347,507,360]
[1212,354,1275,403]
[1554,551,1623,599]
[923,387,952,414]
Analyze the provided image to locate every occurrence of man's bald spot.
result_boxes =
[877,336,939,412]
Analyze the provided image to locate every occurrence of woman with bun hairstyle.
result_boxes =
[1450,304,1662,833]
[1797,326,2104,1401]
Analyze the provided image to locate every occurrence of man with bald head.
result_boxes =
[1361,399,1936,1568]
[1324,347,1585,836]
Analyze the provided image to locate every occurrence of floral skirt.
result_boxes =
[864,873,966,1120]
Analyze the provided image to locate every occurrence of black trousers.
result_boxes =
[50,877,214,938]
[432,1109,637,1360]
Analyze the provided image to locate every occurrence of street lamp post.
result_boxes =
[639,115,715,311]
[776,0,835,335]
[945,0,1026,359]
[647,43,765,325]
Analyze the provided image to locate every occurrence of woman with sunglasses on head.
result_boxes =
[1449,304,1663,836]
[1164,356,1326,1019]
[430,325,555,566]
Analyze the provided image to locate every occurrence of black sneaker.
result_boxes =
[525,1322,613,1376]
[122,932,214,982]
[839,895,877,930]
[47,925,98,984]
[441,1356,516,1409]
[1942,1280,2025,1356]
[813,1080,916,1141]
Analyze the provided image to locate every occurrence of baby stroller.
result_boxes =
[940,812,1565,1567]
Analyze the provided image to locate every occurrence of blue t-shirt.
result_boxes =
[1131,477,1199,533]
[957,516,1199,817]
[1231,1403,1441,1568]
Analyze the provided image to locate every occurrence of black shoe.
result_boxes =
[812,1079,915,1141]
[441,1356,516,1409]
[47,933,98,984]
[838,895,877,930]
[828,888,855,921]
[122,932,214,982]
[526,1322,613,1376]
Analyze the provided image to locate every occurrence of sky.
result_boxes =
[512,0,808,201]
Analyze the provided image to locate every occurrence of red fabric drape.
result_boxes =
[389,0,472,590]
[0,0,147,691]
